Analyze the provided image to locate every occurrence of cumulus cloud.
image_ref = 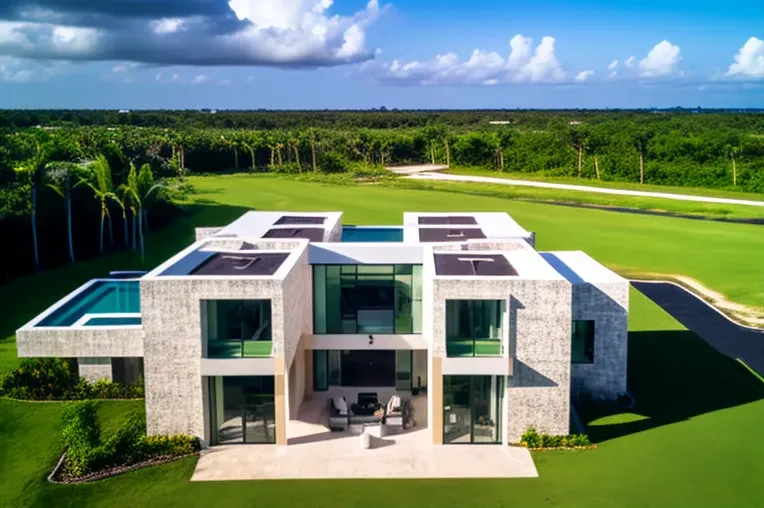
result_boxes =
[366,34,568,85]
[726,37,764,79]
[608,60,618,70]
[624,55,635,68]
[575,70,594,82]
[190,73,208,84]
[0,54,62,82]
[639,40,681,77]
[0,0,388,67]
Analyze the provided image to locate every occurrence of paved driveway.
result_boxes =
[632,281,764,377]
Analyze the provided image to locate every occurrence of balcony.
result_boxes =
[445,299,504,358]
[208,339,273,358]
[446,338,502,358]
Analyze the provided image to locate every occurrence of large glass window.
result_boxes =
[443,375,503,444]
[207,376,275,445]
[445,300,504,357]
[572,320,595,364]
[204,300,272,357]
[313,265,423,334]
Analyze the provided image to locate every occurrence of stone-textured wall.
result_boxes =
[280,248,312,369]
[570,281,629,401]
[16,327,143,358]
[431,277,572,442]
[141,276,284,440]
[195,227,223,241]
[78,358,113,382]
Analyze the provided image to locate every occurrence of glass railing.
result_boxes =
[207,339,273,358]
[446,338,502,357]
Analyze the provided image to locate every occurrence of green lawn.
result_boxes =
[1,174,763,507]
[447,166,764,202]
[193,174,764,308]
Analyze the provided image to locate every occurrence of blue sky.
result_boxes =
[0,0,762,109]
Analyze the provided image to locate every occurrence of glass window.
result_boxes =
[443,375,503,444]
[572,320,595,364]
[205,300,272,357]
[445,300,504,357]
[313,265,327,334]
[313,350,328,391]
[313,264,423,335]
[208,376,275,445]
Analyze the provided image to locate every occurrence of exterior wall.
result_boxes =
[16,327,143,358]
[287,346,306,420]
[78,357,113,382]
[431,277,572,443]
[112,357,144,385]
[281,248,312,368]
[570,281,629,401]
[195,227,223,241]
[140,276,285,442]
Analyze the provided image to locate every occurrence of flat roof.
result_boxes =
[540,251,626,284]
[191,252,289,276]
[403,212,532,242]
[418,216,478,225]
[419,228,486,243]
[262,227,325,242]
[213,211,342,241]
[274,215,326,225]
[434,254,517,276]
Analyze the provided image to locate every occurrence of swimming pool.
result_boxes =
[37,280,141,327]
[341,226,403,243]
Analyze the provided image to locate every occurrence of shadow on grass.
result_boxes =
[580,329,764,443]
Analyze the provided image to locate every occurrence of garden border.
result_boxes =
[47,451,199,484]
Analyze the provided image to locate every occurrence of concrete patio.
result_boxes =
[192,393,538,481]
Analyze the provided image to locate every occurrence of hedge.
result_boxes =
[0,358,144,400]
[520,426,592,449]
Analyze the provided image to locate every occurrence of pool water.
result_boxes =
[341,226,403,243]
[38,280,140,327]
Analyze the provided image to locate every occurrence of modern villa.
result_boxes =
[16,211,628,448]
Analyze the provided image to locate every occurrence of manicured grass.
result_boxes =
[2,289,763,508]
[448,166,764,201]
[192,174,764,308]
[0,175,762,506]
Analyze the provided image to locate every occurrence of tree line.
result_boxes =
[1,110,763,283]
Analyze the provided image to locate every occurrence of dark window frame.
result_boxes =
[572,320,595,364]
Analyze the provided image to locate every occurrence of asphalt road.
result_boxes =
[632,281,764,377]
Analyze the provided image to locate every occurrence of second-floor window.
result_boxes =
[204,299,272,357]
[445,300,504,357]
[313,264,423,334]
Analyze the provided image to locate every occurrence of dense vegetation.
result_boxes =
[1,109,763,283]
[0,358,144,400]
[60,400,199,479]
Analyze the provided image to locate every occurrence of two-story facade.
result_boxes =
[16,211,628,446]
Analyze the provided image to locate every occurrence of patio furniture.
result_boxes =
[384,395,411,430]
[364,422,387,438]
[328,396,349,431]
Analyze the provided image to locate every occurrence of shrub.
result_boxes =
[0,358,144,401]
[520,426,591,449]
[59,402,199,478]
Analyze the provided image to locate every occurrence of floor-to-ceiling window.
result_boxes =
[445,300,504,357]
[313,264,422,334]
[204,300,272,357]
[207,376,275,445]
[312,349,414,389]
[443,375,503,444]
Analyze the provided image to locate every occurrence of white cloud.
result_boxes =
[190,74,208,84]
[608,60,618,70]
[366,34,567,86]
[608,70,618,78]
[639,40,681,77]
[0,55,56,82]
[624,56,635,68]
[726,37,764,79]
[575,70,594,82]
[0,0,388,67]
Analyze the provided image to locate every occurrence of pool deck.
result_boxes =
[192,394,538,481]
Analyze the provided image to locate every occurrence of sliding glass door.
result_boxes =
[208,376,276,445]
[443,375,504,444]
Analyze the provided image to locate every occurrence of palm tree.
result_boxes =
[121,163,163,261]
[725,137,740,186]
[78,154,115,254]
[569,124,590,177]
[632,128,654,184]
[45,161,80,265]
[13,142,48,271]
